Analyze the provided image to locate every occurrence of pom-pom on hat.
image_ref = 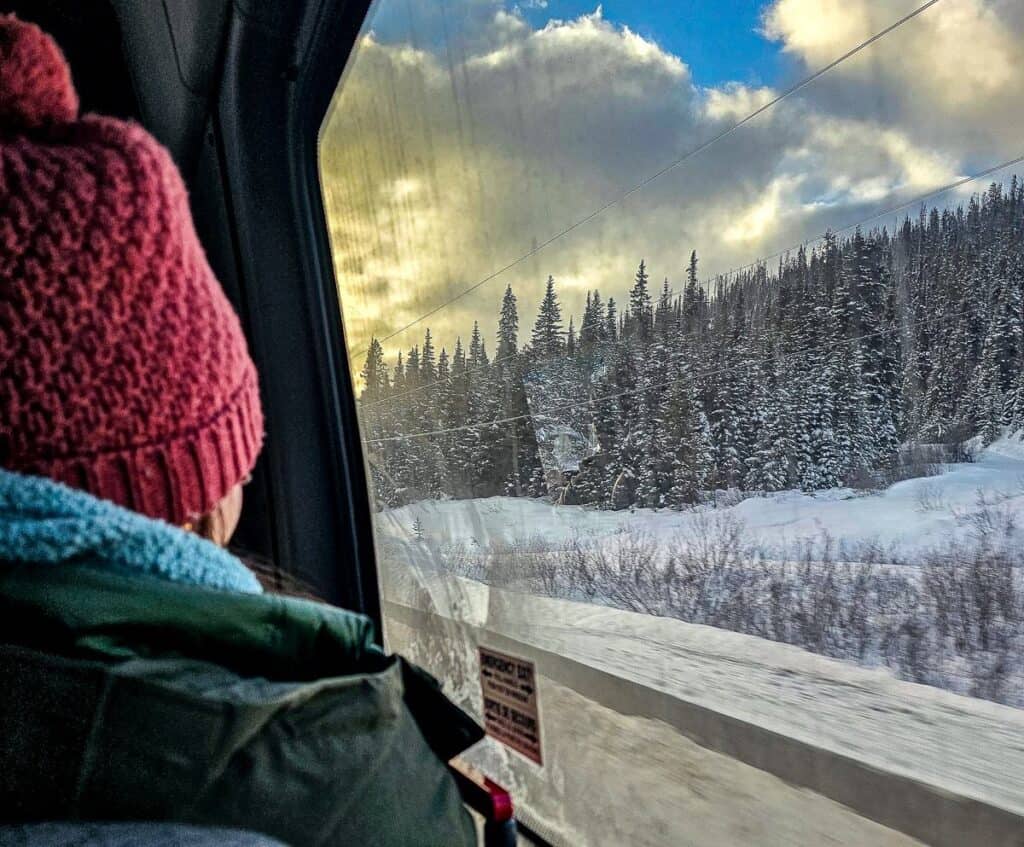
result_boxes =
[0,14,78,130]
[0,14,264,525]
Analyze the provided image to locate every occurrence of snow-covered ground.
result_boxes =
[378,436,1024,561]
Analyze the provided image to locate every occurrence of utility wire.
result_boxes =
[359,151,1022,410]
[366,0,943,350]
[361,311,949,445]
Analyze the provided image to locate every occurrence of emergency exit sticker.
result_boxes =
[478,646,543,766]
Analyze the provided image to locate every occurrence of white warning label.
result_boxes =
[478,646,543,765]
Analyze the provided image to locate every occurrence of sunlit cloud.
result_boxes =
[702,83,775,122]
[761,0,879,65]
[724,176,799,245]
[762,0,1024,137]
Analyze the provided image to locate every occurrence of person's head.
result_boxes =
[0,15,264,545]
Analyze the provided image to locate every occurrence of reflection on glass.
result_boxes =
[321,1,1024,844]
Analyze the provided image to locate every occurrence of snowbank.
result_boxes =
[378,439,1024,559]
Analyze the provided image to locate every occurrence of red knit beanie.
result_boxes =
[0,15,264,525]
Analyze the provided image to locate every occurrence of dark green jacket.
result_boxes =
[0,564,482,846]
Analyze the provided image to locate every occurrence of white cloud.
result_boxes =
[761,0,879,65]
[761,0,1024,147]
[724,175,801,245]
[702,83,776,123]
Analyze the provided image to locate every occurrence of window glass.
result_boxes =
[320,2,1024,843]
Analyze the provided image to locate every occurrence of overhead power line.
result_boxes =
[708,154,1024,285]
[367,0,943,349]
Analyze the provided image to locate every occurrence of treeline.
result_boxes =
[359,178,1024,509]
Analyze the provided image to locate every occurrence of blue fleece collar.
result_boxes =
[0,469,262,594]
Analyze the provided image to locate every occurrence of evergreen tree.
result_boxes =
[531,276,564,359]
[421,328,436,383]
[744,346,792,493]
[359,338,388,402]
[626,259,653,342]
[682,251,703,335]
[663,364,714,505]
[468,321,486,368]
[605,297,618,344]
[497,285,519,362]
[969,328,1004,443]
[579,291,606,360]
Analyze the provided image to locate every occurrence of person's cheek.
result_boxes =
[219,484,244,546]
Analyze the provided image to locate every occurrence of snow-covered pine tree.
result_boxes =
[446,337,474,497]
[625,259,653,343]
[579,290,606,362]
[655,278,674,341]
[604,297,618,344]
[359,337,387,402]
[968,327,1005,444]
[682,250,704,336]
[494,285,543,496]
[662,358,714,505]
[358,338,396,506]
[497,285,518,363]
[416,330,445,496]
[531,276,564,360]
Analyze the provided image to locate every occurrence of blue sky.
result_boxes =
[517,1,785,87]
[367,0,787,89]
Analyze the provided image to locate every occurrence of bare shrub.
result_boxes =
[435,541,486,582]
[849,460,943,492]
[561,530,667,615]
[661,512,749,627]
[845,467,884,491]
[915,481,948,513]
[953,489,1018,539]
[422,517,1024,708]
[484,534,549,591]
[562,534,600,602]
[711,488,749,508]
[845,441,947,493]
[923,422,978,463]
[920,501,1022,701]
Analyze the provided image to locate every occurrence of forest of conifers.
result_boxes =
[358,178,1024,510]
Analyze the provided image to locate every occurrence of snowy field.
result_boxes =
[379,435,1024,562]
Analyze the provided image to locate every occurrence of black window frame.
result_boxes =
[0,0,384,631]
[194,0,382,630]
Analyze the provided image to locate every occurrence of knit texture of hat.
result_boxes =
[0,15,264,525]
